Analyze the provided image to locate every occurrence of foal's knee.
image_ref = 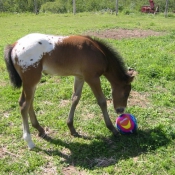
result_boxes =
[72,95,80,105]
[19,99,25,107]
[19,93,25,107]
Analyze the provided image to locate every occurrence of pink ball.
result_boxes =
[116,113,137,134]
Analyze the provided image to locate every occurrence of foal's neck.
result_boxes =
[104,72,123,87]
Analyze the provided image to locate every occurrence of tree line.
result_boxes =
[0,0,174,13]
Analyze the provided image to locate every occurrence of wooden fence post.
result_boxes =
[164,0,169,17]
[116,0,118,15]
[34,0,38,15]
[73,0,76,15]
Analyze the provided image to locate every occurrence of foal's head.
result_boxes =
[112,69,136,114]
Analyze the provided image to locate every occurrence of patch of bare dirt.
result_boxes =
[62,165,87,175]
[59,99,70,107]
[85,28,165,39]
[128,91,150,108]
[107,91,150,109]
[41,161,57,175]
[0,146,21,159]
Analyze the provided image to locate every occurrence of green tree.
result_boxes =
[0,0,175,13]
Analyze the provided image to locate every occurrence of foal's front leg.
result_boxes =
[67,76,84,135]
[86,77,118,136]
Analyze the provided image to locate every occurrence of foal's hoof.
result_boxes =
[28,142,35,150]
[38,132,47,138]
[38,127,50,138]
[112,129,120,137]
[71,131,79,137]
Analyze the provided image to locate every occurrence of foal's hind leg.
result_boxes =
[19,88,36,149]
[67,76,84,135]
[29,92,45,138]
[19,68,43,149]
[85,77,118,136]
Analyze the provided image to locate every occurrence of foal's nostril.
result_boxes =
[116,108,125,114]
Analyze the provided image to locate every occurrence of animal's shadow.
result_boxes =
[35,126,173,169]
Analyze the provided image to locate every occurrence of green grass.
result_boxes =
[0,12,175,175]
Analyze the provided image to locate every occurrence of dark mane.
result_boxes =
[87,36,129,81]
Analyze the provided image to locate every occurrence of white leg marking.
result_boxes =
[23,133,35,149]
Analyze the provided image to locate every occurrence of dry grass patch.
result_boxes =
[84,29,166,40]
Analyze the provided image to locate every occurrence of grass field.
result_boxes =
[0,12,175,175]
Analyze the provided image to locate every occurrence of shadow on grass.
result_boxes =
[36,126,174,169]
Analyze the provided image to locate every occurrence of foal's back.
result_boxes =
[11,33,107,77]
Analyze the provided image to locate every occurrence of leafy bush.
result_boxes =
[1,0,175,13]
[41,1,67,13]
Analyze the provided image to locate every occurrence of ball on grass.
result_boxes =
[116,113,137,134]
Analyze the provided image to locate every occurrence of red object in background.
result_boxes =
[141,0,158,13]
[149,0,154,9]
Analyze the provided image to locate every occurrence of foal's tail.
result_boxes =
[4,45,22,88]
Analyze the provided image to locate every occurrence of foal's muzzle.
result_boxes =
[116,107,125,114]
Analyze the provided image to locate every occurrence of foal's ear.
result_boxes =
[127,68,137,83]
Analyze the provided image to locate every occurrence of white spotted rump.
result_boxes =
[11,33,68,71]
